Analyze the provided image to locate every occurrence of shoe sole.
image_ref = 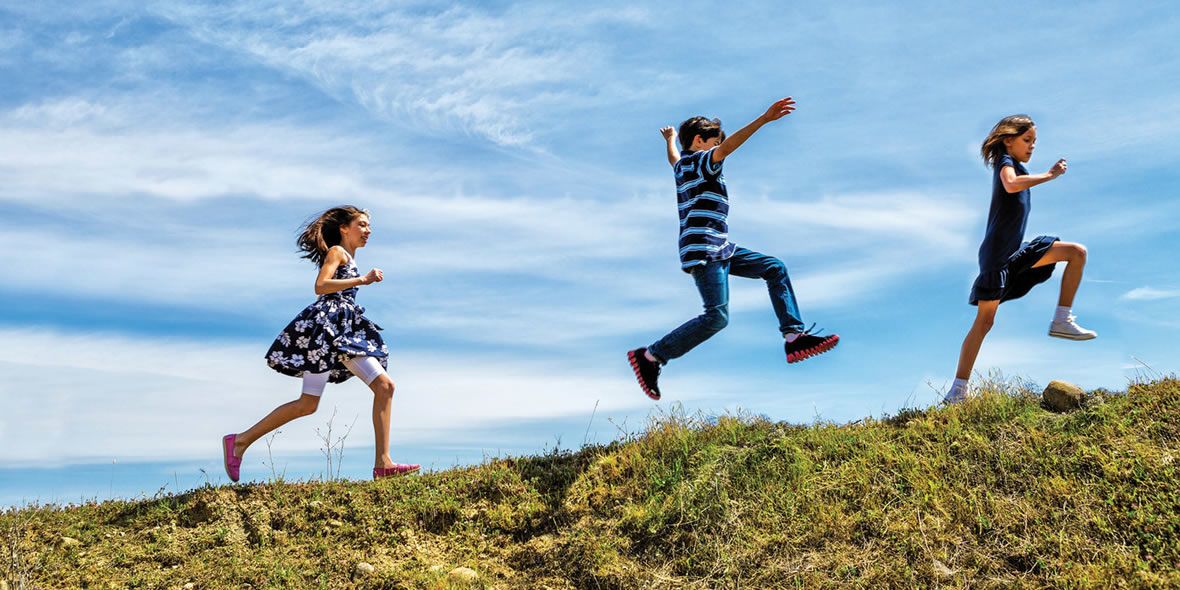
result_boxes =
[941,394,971,406]
[627,350,661,401]
[374,466,420,479]
[787,335,840,364]
[1048,331,1096,341]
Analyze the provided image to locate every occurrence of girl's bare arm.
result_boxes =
[1000,159,1067,193]
[314,247,379,295]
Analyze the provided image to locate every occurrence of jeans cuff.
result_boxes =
[645,346,668,365]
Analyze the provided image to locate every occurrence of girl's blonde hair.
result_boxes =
[296,205,369,266]
[980,114,1035,168]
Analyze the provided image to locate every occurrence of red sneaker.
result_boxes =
[627,348,662,400]
[785,325,840,364]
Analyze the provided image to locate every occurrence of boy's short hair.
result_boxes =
[678,116,726,151]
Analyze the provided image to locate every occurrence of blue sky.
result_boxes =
[2,1,1178,505]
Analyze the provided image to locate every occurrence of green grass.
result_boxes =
[4,377,1179,589]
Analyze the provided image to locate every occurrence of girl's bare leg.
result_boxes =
[234,394,321,458]
[955,300,1000,380]
[1032,241,1087,307]
[369,374,396,469]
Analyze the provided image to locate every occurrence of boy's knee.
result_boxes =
[703,307,729,332]
[1073,243,1088,262]
[765,258,787,278]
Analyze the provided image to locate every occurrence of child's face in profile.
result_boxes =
[693,134,723,151]
[342,214,372,249]
[1003,127,1037,163]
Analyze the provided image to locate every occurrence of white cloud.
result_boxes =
[737,192,978,256]
[972,336,1129,388]
[1121,286,1180,301]
[0,327,662,465]
[6,98,109,127]
[0,28,24,52]
[154,1,658,147]
[0,93,980,349]
[0,99,395,202]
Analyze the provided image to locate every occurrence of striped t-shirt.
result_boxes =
[674,147,736,271]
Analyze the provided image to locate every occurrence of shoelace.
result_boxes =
[799,322,826,338]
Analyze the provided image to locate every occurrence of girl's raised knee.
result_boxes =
[374,379,395,398]
[296,398,319,416]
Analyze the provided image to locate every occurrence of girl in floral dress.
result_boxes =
[222,206,418,481]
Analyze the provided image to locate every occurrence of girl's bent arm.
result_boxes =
[1000,159,1067,193]
[314,247,367,295]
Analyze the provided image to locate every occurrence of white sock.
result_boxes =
[1054,306,1072,322]
[784,333,800,343]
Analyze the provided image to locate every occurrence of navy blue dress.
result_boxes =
[970,154,1058,305]
[265,256,388,382]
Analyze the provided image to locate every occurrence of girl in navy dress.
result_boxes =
[222,206,419,480]
[945,115,1096,404]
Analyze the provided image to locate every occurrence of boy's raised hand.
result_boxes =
[660,126,676,140]
[761,97,797,123]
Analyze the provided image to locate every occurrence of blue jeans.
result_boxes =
[648,247,805,363]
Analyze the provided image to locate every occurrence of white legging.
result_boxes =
[301,356,386,396]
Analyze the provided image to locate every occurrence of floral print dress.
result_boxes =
[265,257,388,383]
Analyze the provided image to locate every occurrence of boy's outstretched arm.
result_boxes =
[661,126,680,167]
[713,96,796,163]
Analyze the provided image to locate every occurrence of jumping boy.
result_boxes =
[628,97,840,400]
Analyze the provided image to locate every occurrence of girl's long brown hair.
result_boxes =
[296,206,368,266]
[980,114,1035,168]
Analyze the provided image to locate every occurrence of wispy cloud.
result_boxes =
[0,92,982,350]
[0,327,662,465]
[972,336,1129,387]
[0,98,405,202]
[154,1,658,147]
[738,192,978,256]
[1121,287,1180,301]
[0,27,23,52]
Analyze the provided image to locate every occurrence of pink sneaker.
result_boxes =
[373,464,420,479]
[222,434,242,483]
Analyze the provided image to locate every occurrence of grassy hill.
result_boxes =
[4,377,1178,589]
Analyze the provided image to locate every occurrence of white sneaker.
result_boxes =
[942,384,970,405]
[1049,315,1097,340]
